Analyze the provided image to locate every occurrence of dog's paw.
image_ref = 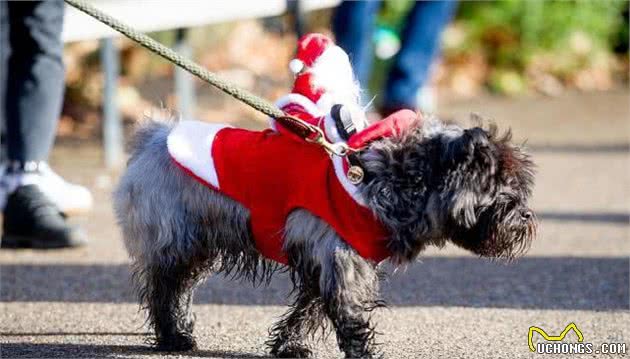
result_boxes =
[343,349,383,359]
[154,334,198,352]
[180,314,196,333]
[272,343,313,358]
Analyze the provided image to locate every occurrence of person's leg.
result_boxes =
[0,1,9,162]
[2,0,92,217]
[1,1,86,249]
[6,0,64,163]
[332,0,381,89]
[383,0,457,113]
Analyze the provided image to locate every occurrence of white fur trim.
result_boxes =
[275,93,324,116]
[289,59,304,74]
[268,117,278,131]
[270,93,325,131]
[311,45,361,107]
[332,155,366,207]
[316,93,334,113]
[167,121,230,188]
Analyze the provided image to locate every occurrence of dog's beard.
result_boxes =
[455,200,537,261]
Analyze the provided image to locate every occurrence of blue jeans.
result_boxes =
[333,0,457,111]
[0,1,65,162]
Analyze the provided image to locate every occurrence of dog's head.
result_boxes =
[437,123,537,260]
[360,116,537,263]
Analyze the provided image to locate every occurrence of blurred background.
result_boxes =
[57,0,628,142]
[1,1,628,358]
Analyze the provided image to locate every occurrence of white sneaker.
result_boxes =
[0,162,93,215]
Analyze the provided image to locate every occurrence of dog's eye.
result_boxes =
[498,191,519,204]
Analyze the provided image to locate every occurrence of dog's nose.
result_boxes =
[520,210,533,221]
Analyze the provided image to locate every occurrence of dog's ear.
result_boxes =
[442,127,491,164]
[441,127,498,228]
[445,188,478,229]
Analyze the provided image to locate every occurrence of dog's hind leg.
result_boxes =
[114,120,225,351]
[115,121,260,352]
[134,251,208,352]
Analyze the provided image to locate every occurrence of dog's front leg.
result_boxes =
[266,290,320,358]
[320,248,381,358]
[283,210,382,357]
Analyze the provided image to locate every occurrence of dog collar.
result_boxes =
[343,109,421,185]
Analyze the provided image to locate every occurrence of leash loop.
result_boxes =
[277,115,352,156]
[64,0,352,157]
[306,129,351,157]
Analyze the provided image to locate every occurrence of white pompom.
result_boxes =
[289,59,304,74]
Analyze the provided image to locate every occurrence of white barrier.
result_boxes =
[62,0,340,42]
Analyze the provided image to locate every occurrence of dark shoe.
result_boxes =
[1,185,87,249]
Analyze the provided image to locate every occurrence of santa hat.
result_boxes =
[289,33,360,109]
[289,33,334,75]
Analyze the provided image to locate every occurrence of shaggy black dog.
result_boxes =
[114,115,536,358]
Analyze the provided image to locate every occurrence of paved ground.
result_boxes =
[1,90,629,358]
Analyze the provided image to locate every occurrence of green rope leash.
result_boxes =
[64,0,285,119]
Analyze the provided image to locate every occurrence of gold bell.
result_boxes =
[347,165,364,184]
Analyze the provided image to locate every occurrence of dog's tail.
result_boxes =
[127,113,177,161]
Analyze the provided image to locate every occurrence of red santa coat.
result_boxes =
[167,121,391,265]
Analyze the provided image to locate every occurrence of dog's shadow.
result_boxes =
[2,256,629,310]
[0,340,270,358]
